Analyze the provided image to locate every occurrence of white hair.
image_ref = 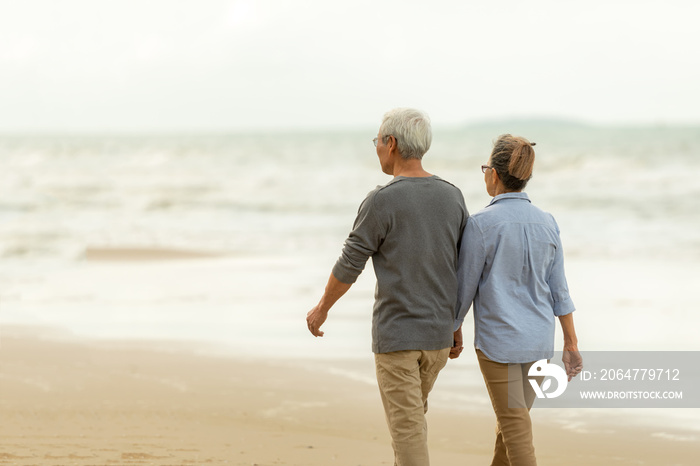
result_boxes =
[379,108,432,160]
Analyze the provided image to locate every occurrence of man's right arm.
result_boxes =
[331,192,383,284]
[306,273,353,337]
[306,191,383,337]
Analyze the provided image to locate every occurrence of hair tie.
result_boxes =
[530,142,536,146]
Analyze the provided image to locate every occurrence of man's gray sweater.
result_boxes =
[332,175,468,353]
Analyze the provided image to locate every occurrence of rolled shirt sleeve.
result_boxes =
[549,217,576,316]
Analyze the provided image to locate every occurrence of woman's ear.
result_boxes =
[490,166,500,184]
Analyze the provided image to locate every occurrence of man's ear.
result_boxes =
[387,135,397,153]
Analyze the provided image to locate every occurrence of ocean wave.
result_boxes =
[0,129,697,264]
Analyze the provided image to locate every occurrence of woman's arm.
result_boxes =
[558,313,582,381]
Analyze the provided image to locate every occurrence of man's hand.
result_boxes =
[449,325,464,359]
[562,347,583,382]
[306,304,328,337]
[305,274,352,338]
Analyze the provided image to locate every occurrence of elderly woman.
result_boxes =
[452,134,582,466]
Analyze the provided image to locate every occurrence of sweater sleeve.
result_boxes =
[332,190,385,284]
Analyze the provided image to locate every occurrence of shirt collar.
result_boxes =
[487,192,531,207]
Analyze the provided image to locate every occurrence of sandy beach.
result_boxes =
[1,326,698,466]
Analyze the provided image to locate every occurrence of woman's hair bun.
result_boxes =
[490,134,537,188]
[507,136,536,181]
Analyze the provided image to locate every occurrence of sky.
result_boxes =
[1,0,699,132]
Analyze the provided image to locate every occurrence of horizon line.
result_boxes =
[1,118,698,137]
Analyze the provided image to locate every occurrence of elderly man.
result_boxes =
[306,108,468,466]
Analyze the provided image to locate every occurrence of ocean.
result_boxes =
[1,124,698,265]
[1,123,699,433]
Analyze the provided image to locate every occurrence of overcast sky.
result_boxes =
[1,0,699,132]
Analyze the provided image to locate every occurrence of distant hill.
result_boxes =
[461,117,591,129]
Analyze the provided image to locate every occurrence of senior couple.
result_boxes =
[306,108,582,466]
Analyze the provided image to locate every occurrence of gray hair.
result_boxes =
[379,108,432,160]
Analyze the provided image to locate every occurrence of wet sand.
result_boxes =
[1,327,698,465]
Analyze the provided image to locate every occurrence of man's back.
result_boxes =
[333,175,468,353]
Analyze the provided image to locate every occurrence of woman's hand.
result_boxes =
[558,313,581,381]
[562,345,583,381]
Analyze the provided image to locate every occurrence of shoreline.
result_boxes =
[1,326,699,465]
[82,247,230,262]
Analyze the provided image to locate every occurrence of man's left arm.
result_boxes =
[306,273,352,337]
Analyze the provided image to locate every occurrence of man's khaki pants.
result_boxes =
[477,349,544,466]
[374,348,450,466]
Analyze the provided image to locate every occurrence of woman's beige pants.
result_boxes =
[477,349,544,466]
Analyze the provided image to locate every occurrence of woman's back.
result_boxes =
[456,192,575,363]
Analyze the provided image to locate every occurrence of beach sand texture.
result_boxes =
[1,328,698,466]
